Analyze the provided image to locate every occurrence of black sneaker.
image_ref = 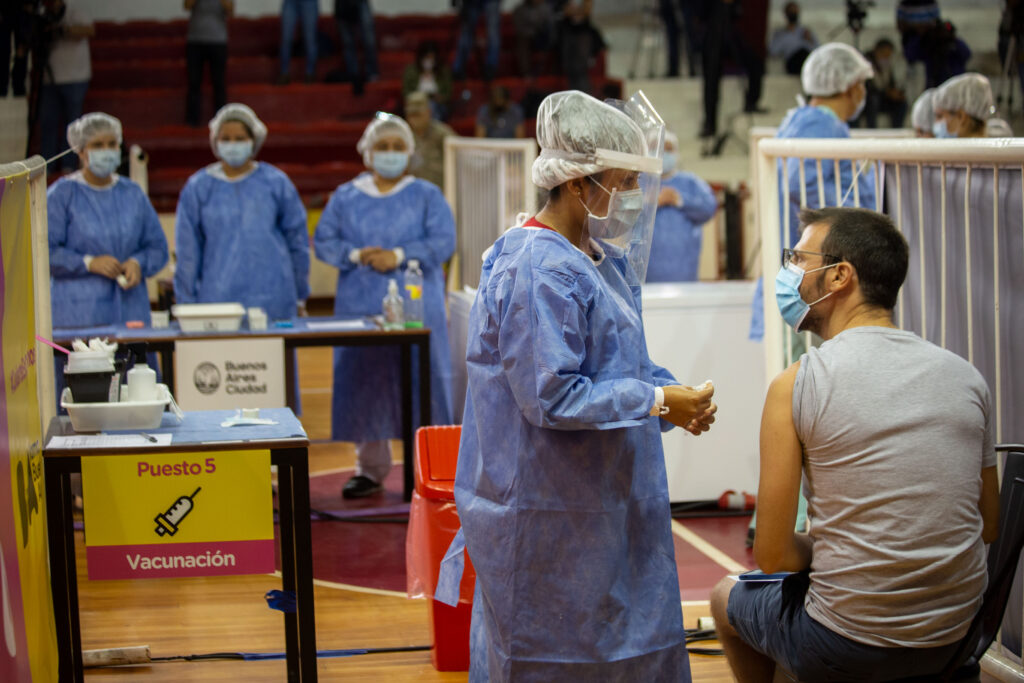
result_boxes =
[342,475,383,499]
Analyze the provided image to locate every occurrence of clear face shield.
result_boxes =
[578,92,665,283]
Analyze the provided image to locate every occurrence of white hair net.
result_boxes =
[66,112,123,152]
[934,73,995,121]
[356,112,415,166]
[209,103,268,155]
[911,88,936,132]
[664,130,679,150]
[531,90,646,190]
[800,43,874,97]
[986,117,1014,137]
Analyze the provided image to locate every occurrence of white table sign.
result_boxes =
[174,338,285,410]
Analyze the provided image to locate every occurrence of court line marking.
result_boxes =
[671,519,747,573]
[269,571,408,598]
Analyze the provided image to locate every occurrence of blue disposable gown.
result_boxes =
[777,105,877,245]
[647,171,718,282]
[174,163,310,321]
[750,105,879,339]
[48,173,169,328]
[454,226,690,681]
[313,174,455,440]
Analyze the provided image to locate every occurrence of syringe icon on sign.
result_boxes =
[154,487,201,537]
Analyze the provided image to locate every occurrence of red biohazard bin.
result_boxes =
[406,425,475,671]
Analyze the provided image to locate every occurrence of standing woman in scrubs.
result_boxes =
[447,90,717,681]
[174,103,310,320]
[48,112,168,329]
[646,130,718,282]
[314,113,455,498]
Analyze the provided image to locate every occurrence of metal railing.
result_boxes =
[754,136,1024,675]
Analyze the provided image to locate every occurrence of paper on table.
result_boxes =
[47,433,173,449]
[305,319,368,331]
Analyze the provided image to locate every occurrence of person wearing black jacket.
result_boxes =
[698,0,765,138]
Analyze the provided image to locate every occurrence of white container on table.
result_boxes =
[171,303,245,333]
[61,384,173,431]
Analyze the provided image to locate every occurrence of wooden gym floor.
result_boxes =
[79,347,745,681]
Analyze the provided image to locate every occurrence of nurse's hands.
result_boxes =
[359,246,383,265]
[121,259,142,288]
[87,254,122,280]
[658,187,682,207]
[365,249,399,273]
[661,382,715,433]
[683,403,717,436]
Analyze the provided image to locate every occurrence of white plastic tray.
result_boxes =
[61,384,172,432]
[171,302,245,333]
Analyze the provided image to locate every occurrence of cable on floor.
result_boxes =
[148,645,431,663]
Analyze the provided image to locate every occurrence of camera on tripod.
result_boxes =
[846,0,874,34]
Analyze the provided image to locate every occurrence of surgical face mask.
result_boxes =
[217,140,253,167]
[579,177,644,240]
[662,152,678,175]
[373,151,410,179]
[87,148,120,178]
[775,262,835,330]
[850,92,866,122]
[932,119,956,138]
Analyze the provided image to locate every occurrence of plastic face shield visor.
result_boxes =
[597,92,665,284]
[540,91,666,282]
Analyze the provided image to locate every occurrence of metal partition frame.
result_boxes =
[443,137,537,290]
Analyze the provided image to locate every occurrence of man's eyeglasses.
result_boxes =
[782,248,839,269]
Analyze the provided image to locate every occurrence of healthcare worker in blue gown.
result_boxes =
[314,112,455,499]
[48,112,169,329]
[750,42,876,341]
[174,103,310,321]
[440,90,718,681]
[646,130,718,282]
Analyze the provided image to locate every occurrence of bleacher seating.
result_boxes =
[83,13,620,212]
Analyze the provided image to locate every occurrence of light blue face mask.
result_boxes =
[372,151,410,179]
[932,119,956,138]
[87,148,121,178]
[579,178,645,240]
[775,261,835,330]
[217,140,254,168]
[662,152,678,175]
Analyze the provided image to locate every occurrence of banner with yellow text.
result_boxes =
[82,449,274,579]
[0,169,57,682]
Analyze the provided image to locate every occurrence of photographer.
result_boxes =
[38,0,93,173]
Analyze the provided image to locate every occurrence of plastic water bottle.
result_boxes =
[382,279,404,330]
[403,260,424,329]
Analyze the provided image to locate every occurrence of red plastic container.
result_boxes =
[406,425,475,672]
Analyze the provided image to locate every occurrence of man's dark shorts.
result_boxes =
[726,579,962,682]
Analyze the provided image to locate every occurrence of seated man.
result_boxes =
[711,207,999,682]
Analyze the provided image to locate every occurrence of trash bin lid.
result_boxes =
[415,425,462,500]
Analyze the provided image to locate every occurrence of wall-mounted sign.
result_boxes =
[175,338,285,410]
[82,449,274,580]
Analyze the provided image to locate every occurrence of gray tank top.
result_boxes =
[793,326,994,648]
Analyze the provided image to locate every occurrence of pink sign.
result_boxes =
[86,539,275,580]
